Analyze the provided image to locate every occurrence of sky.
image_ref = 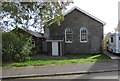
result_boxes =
[66,0,120,34]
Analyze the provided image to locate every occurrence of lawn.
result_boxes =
[3,54,111,67]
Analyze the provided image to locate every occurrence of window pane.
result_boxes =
[80,28,88,42]
[65,28,73,43]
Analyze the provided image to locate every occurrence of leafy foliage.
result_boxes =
[1,1,73,32]
[2,31,32,62]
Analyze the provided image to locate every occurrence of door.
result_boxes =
[52,42,58,56]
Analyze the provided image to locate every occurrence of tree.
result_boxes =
[2,31,33,62]
[1,1,73,32]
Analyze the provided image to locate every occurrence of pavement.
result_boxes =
[1,51,120,80]
[103,50,120,60]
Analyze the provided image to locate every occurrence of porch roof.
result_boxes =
[46,35,64,42]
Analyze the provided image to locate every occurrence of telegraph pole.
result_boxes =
[118,1,120,32]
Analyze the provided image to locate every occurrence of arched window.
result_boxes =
[80,28,88,43]
[65,28,73,43]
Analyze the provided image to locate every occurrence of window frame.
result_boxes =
[65,28,73,43]
[80,28,88,43]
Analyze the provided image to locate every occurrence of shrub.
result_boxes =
[2,31,32,62]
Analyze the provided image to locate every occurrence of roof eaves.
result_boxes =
[13,27,44,38]
[28,30,44,38]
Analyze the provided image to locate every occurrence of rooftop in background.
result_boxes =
[11,27,44,38]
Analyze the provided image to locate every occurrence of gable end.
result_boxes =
[64,6,106,25]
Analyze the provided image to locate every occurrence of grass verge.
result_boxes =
[3,54,111,67]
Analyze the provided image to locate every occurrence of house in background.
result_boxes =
[12,28,45,53]
[44,6,106,56]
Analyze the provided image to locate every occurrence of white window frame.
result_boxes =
[80,28,88,43]
[65,28,73,43]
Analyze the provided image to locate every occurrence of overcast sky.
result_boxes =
[66,0,120,34]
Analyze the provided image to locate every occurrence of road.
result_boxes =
[3,71,119,81]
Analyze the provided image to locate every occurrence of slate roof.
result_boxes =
[12,27,44,38]
[28,30,44,38]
